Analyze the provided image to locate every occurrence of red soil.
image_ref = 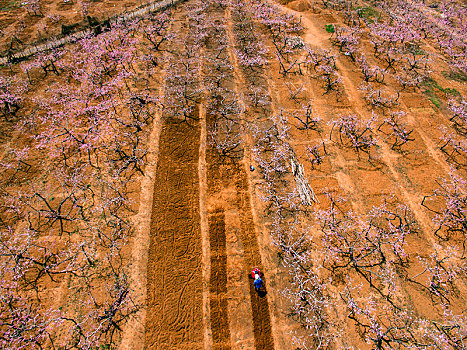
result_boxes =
[0,0,465,348]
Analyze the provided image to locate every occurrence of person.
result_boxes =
[253,271,263,291]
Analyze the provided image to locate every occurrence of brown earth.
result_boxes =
[206,141,275,350]
[145,117,204,349]
[0,0,466,348]
[0,0,145,53]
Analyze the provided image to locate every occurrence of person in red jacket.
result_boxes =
[251,268,263,291]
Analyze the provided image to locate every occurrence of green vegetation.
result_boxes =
[443,70,467,83]
[444,87,461,97]
[420,77,461,109]
[0,0,22,11]
[421,77,444,92]
[325,24,335,33]
[356,6,380,23]
[421,77,462,98]
[407,43,426,56]
[429,96,440,108]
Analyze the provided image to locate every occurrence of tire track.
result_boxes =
[145,117,203,349]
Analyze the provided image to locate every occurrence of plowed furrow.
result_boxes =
[218,7,276,349]
[145,118,203,349]
[209,209,231,350]
[236,175,275,350]
[206,143,275,350]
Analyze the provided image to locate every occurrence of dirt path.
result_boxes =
[145,117,204,349]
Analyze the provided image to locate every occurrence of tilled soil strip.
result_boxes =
[206,143,275,350]
[208,209,231,349]
[145,117,203,349]
[222,7,277,349]
[236,167,275,350]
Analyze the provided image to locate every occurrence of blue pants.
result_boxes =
[254,278,263,290]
